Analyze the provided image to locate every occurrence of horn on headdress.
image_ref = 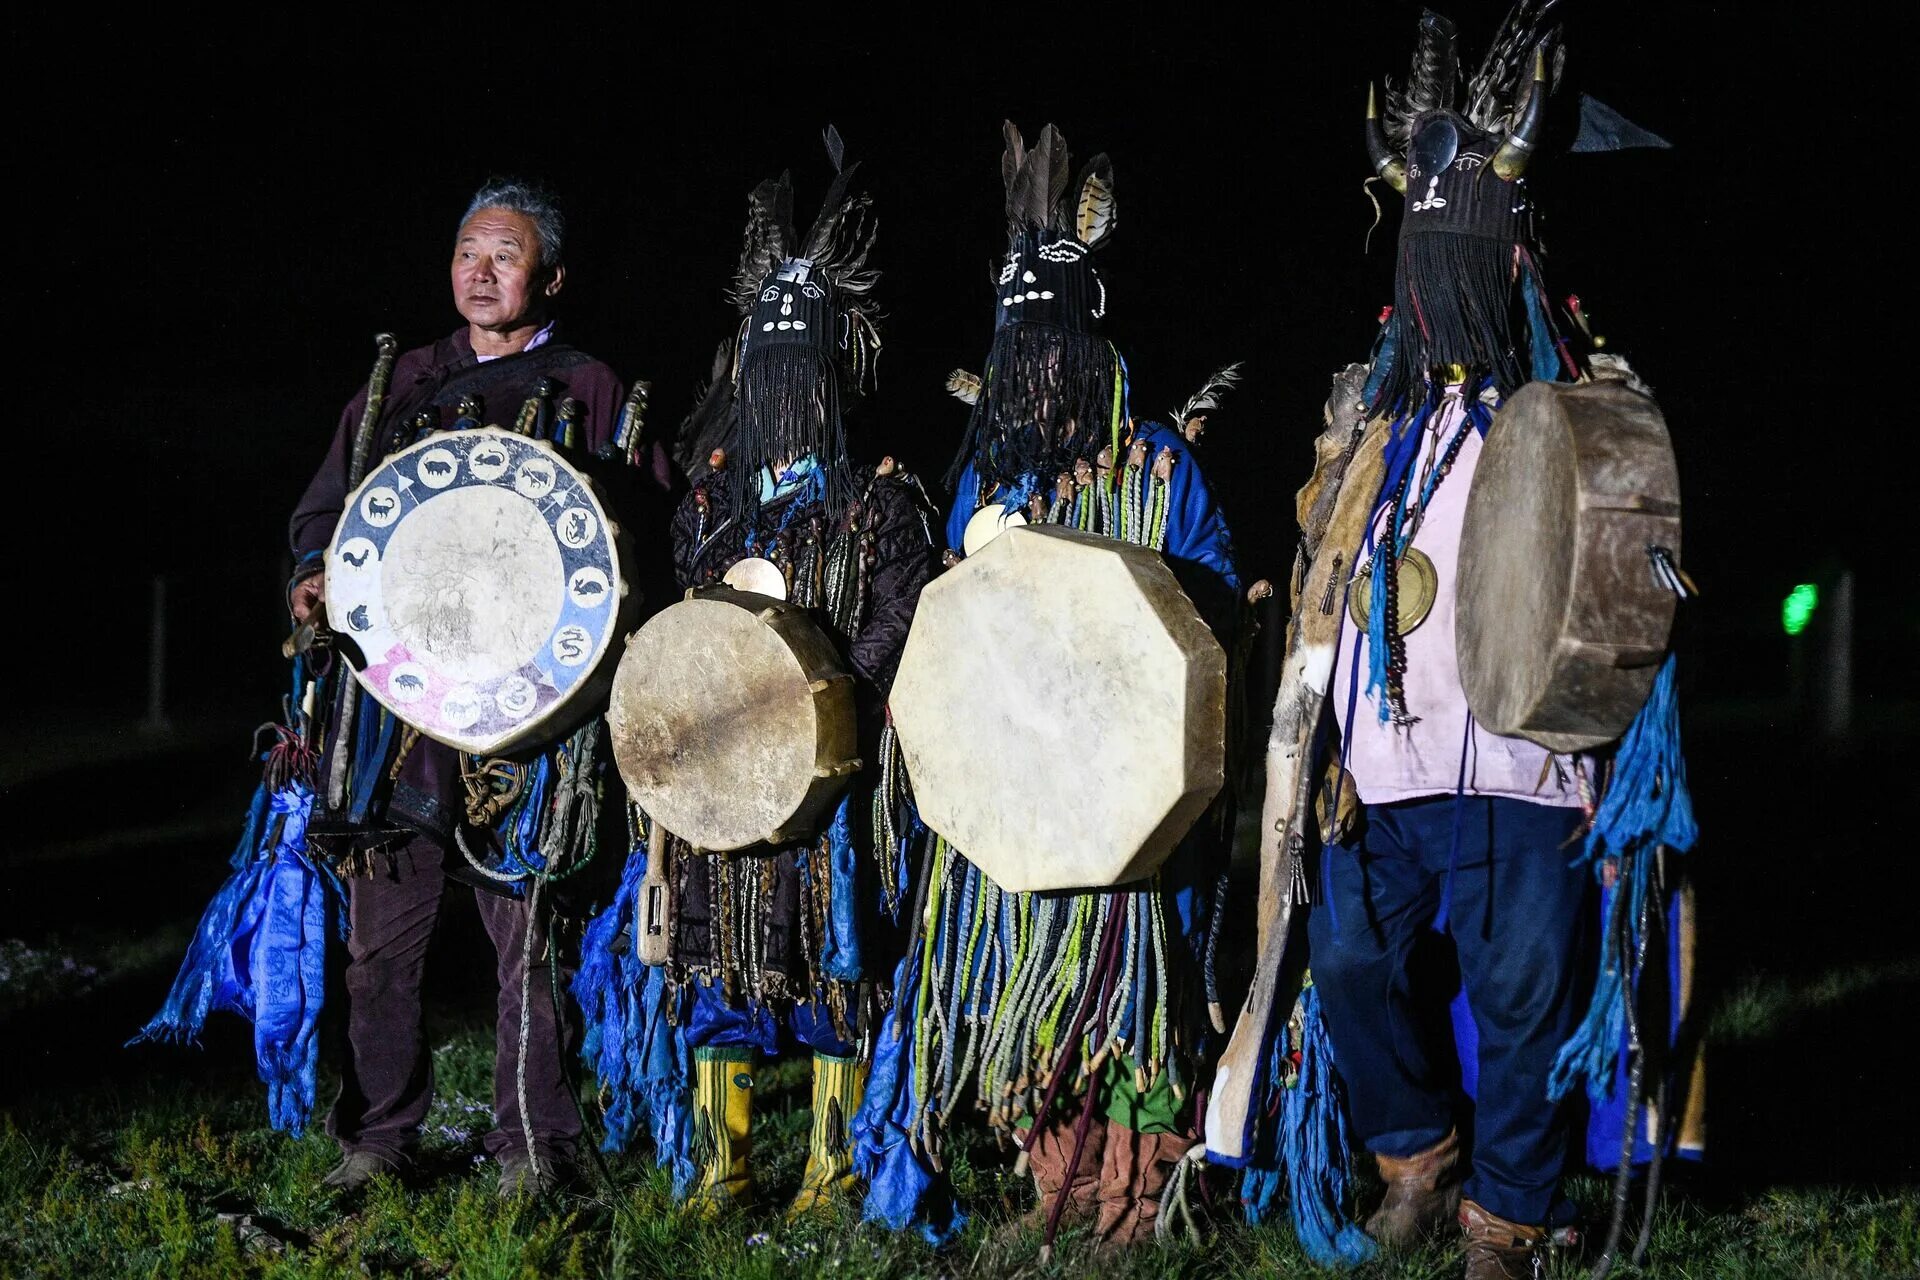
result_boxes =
[1491,46,1548,180]
[1366,84,1408,193]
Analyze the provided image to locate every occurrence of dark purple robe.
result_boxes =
[288,325,670,847]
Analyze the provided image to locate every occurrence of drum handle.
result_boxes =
[809,674,855,695]
[637,828,672,967]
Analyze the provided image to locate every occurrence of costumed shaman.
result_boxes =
[138,179,671,1200]
[1210,9,1701,1279]
[853,122,1242,1251]
[577,131,937,1218]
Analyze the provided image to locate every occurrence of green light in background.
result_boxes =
[1782,583,1819,636]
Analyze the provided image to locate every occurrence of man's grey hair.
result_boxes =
[460,178,565,269]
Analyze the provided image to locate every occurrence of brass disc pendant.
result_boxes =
[1348,546,1439,635]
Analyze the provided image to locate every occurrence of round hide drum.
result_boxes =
[607,588,859,852]
[325,428,632,755]
[1457,379,1682,753]
[889,524,1226,893]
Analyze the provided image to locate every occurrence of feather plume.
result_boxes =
[823,123,845,173]
[946,369,983,406]
[1074,155,1116,248]
[1170,362,1243,432]
[1001,121,1026,217]
[1465,0,1564,132]
[731,174,794,312]
[1385,10,1460,148]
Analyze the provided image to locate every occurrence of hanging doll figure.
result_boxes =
[575,128,937,1219]
[1213,8,1701,1279]
[852,122,1242,1253]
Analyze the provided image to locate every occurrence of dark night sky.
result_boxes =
[12,4,1886,724]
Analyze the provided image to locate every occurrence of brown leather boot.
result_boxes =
[1366,1129,1462,1247]
[1460,1198,1548,1280]
[1090,1121,1196,1249]
[1016,1109,1106,1233]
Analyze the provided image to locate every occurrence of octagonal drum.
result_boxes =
[607,589,860,852]
[326,428,634,755]
[1457,379,1681,753]
[889,524,1226,893]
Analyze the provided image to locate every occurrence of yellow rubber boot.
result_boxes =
[786,1052,868,1221]
[684,1048,754,1216]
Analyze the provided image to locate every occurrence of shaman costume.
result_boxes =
[1217,9,1700,1277]
[575,134,936,1217]
[140,313,670,1186]
[852,123,1240,1250]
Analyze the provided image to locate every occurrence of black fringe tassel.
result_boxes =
[1373,233,1529,412]
[945,324,1120,495]
[732,344,853,523]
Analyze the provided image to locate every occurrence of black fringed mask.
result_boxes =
[745,258,838,353]
[995,226,1105,335]
[950,121,1122,494]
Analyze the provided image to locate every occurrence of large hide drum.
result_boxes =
[325,428,633,755]
[1457,380,1681,753]
[607,589,860,852]
[889,524,1226,893]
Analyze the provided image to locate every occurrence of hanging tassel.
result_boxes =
[514,376,556,437]
[1548,655,1696,1105]
[574,840,701,1193]
[1239,984,1377,1266]
[132,783,342,1137]
[553,396,583,450]
[453,392,484,432]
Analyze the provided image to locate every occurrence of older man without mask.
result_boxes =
[288,180,667,1198]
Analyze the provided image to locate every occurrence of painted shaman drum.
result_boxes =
[1457,379,1682,753]
[607,588,860,853]
[889,524,1227,893]
[325,428,633,755]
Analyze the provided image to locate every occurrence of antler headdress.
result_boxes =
[1361,4,1569,409]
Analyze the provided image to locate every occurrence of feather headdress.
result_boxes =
[677,126,882,512]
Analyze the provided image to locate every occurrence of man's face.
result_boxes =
[450,208,562,331]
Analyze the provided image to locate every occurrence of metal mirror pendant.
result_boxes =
[1348,546,1439,636]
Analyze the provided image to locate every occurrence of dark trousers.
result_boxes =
[324,835,580,1167]
[1307,795,1588,1226]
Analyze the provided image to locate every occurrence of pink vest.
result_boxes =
[1330,389,1584,809]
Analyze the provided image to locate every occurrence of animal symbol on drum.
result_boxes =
[469,447,510,481]
[418,448,459,489]
[514,458,558,500]
[439,688,484,730]
[551,624,592,666]
[346,604,372,631]
[338,537,377,570]
[568,567,610,607]
[361,486,401,526]
[557,506,597,549]
[387,663,429,703]
[495,676,538,720]
[342,548,370,568]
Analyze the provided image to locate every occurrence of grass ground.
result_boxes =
[2,968,1917,1279]
[5,721,1918,1277]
